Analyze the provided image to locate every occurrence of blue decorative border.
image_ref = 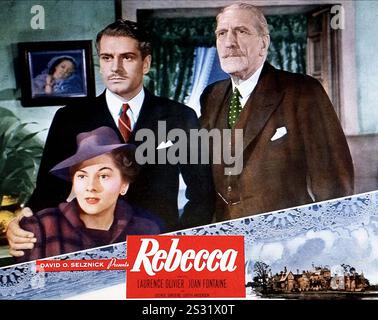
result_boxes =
[1,191,377,299]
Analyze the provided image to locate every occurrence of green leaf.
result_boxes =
[0,107,43,204]
[13,130,44,149]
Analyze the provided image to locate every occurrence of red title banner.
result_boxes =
[126,235,245,299]
[36,235,246,299]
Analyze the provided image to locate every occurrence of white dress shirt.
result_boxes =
[106,88,145,130]
[231,64,264,107]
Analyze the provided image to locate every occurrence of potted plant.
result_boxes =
[0,107,44,243]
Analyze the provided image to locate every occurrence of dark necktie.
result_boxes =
[228,87,242,128]
[118,103,132,142]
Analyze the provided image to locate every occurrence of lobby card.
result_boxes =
[1,1,377,309]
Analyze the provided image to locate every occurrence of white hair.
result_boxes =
[217,3,270,36]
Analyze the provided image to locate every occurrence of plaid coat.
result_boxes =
[16,199,162,263]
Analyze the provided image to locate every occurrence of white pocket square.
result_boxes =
[271,126,287,141]
[157,140,174,149]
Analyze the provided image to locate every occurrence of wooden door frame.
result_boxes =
[121,0,359,135]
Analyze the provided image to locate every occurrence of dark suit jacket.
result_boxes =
[27,89,214,231]
[200,62,354,221]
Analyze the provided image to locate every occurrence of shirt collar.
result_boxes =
[231,63,264,106]
[106,88,145,128]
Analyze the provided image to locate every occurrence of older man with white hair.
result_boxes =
[200,3,354,221]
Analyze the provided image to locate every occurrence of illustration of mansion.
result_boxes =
[268,266,368,292]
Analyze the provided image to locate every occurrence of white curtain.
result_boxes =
[185,47,217,117]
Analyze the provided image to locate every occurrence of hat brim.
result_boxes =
[50,143,134,181]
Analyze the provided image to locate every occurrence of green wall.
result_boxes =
[1,0,377,141]
[0,0,115,140]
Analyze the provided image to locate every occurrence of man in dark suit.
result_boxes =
[8,20,214,256]
[200,3,354,222]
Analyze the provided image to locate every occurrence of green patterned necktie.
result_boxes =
[228,87,242,128]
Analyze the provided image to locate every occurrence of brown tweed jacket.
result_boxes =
[200,62,354,221]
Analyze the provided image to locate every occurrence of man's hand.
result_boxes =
[6,207,36,257]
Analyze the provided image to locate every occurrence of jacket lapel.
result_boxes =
[108,199,133,243]
[129,89,160,144]
[96,91,125,142]
[203,81,232,130]
[240,62,285,153]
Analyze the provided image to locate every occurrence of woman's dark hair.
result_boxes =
[48,56,77,75]
[69,146,139,183]
[111,147,140,183]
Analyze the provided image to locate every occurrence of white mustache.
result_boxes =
[223,53,244,58]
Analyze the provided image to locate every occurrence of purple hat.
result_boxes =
[50,126,135,181]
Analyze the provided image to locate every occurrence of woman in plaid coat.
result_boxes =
[16,126,163,263]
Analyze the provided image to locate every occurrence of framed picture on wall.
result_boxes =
[18,40,95,107]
